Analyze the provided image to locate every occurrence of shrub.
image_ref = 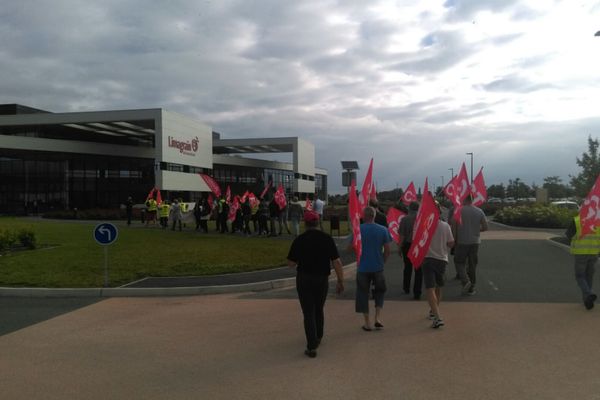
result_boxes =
[0,228,18,253]
[18,228,36,249]
[494,204,576,228]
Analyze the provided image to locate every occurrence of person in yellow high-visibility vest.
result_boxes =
[159,201,170,229]
[145,197,157,226]
[566,215,600,310]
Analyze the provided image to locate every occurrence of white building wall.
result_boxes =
[157,170,210,191]
[157,110,213,169]
[294,138,315,193]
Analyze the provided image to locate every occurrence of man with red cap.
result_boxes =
[287,210,344,358]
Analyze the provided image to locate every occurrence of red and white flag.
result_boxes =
[359,158,374,212]
[227,196,240,222]
[155,188,162,205]
[402,182,417,205]
[248,192,260,208]
[444,163,470,224]
[349,179,362,264]
[260,181,272,199]
[199,173,221,197]
[240,190,250,203]
[370,181,377,201]
[408,190,440,269]
[207,193,215,210]
[580,174,600,237]
[305,196,313,211]
[471,168,487,207]
[386,207,406,244]
[274,184,287,210]
[146,187,155,201]
[225,185,231,204]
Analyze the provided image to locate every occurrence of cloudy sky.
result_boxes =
[2,0,600,193]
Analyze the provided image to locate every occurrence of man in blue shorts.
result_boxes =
[348,206,392,331]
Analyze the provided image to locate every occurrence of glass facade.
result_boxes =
[0,149,154,213]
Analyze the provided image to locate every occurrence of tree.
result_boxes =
[506,178,532,199]
[487,184,505,198]
[543,176,569,199]
[570,135,600,197]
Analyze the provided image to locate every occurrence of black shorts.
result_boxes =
[422,258,447,289]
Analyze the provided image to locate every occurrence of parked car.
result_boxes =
[550,200,579,210]
[504,197,516,204]
[488,197,502,204]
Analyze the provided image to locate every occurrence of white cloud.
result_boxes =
[1,0,600,193]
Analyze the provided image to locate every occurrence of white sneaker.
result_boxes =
[431,317,445,329]
[461,281,472,295]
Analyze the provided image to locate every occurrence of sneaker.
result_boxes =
[431,317,445,329]
[304,349,317,358]
[584,294,596,310]
[461,281,472,295]
[428,310,436,320]
[467,286,476,296]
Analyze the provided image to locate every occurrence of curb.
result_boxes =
[0,263,357,298]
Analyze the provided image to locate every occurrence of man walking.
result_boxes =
[348,206,392,331]
[287,210,344,358]
[398,201,422,300]
[452,195,488,295]
[422,202,454,328]
[566,215,600,310]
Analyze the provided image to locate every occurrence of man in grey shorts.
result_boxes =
[451,195,488,295]
[422,203,454,328]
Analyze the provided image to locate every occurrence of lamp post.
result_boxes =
[466,152,473,184]
[449,168,454,180]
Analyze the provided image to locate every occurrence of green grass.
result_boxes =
[0,218,296,288]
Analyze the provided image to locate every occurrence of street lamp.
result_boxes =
[448,168,454,180]
[466,152,473,184]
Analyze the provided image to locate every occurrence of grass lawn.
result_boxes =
[0,218,302,288]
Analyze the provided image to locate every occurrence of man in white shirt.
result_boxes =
[422,204,454,329]
[313,195,325,230]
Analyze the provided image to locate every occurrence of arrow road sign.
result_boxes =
[94,223,119,245]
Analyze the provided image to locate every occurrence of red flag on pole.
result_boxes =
[240,190,250,203]
[408,190,440,269]
[248,192,260,208]
[359,158,374,212]
[207,194,215,210]
[444,163,470,224]
[225,185,231,204]
[260,181,272,199]
[228,196,240,222]
[402,182,417,205]
[305,196,313,211]
[471,168,487,207]
[199,173,221,197]
[155,188,162,205]
[370,181,377,201]
[274,184,287,210]
[146,187,155,201]
[349,179,362,264]
[386,207,406,244]
[580,175,600,237]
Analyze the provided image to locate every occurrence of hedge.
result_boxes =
[0,227,36,253]
[494,205,576,229]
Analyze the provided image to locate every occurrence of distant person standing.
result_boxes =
[422,202,454,329]
[566,215,600,310]
[159,200,170,229]
[398,201,422,300]
[145,196,157,226]
[125,196,134,226]
[314,196,325,230]
[287,210,344,358]
[348,206,392,331]
[451,195,488,295]
[170,199,183,231]
[369,199,388,227]
[289,197,304,237]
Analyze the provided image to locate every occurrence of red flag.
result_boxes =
[248,192,260,208]
[146,187,155,201]
[444,163,470,224]
[260,181,272,199]
[370,181,377,201]
[471,168,487,207]
[240,190,250,203]
[580,175,600,237]
[305,196,313,211]
[359,158,374,211]
[207,194,215,210]
[274,185,287,210]
[408,190,440,269]
[386,207,406,244]
[228,196,240,222]
[424,177,429,196]
[225,185,231,204]
[199,173,221,197]
[155,188,162,205]
[349,179,362,264]
[402,182,417,205]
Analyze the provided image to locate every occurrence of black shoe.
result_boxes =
[585,294,596,310]
[374,322,384,329]
[304,349,317,358]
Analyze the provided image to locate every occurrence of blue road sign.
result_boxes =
[94,223,119,245]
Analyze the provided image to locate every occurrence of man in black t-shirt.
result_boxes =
[287,210,344,358]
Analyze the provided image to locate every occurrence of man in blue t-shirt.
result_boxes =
[348,206,392,331]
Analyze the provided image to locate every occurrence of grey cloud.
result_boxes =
[479,75,556,93]
[444,0,521,21]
